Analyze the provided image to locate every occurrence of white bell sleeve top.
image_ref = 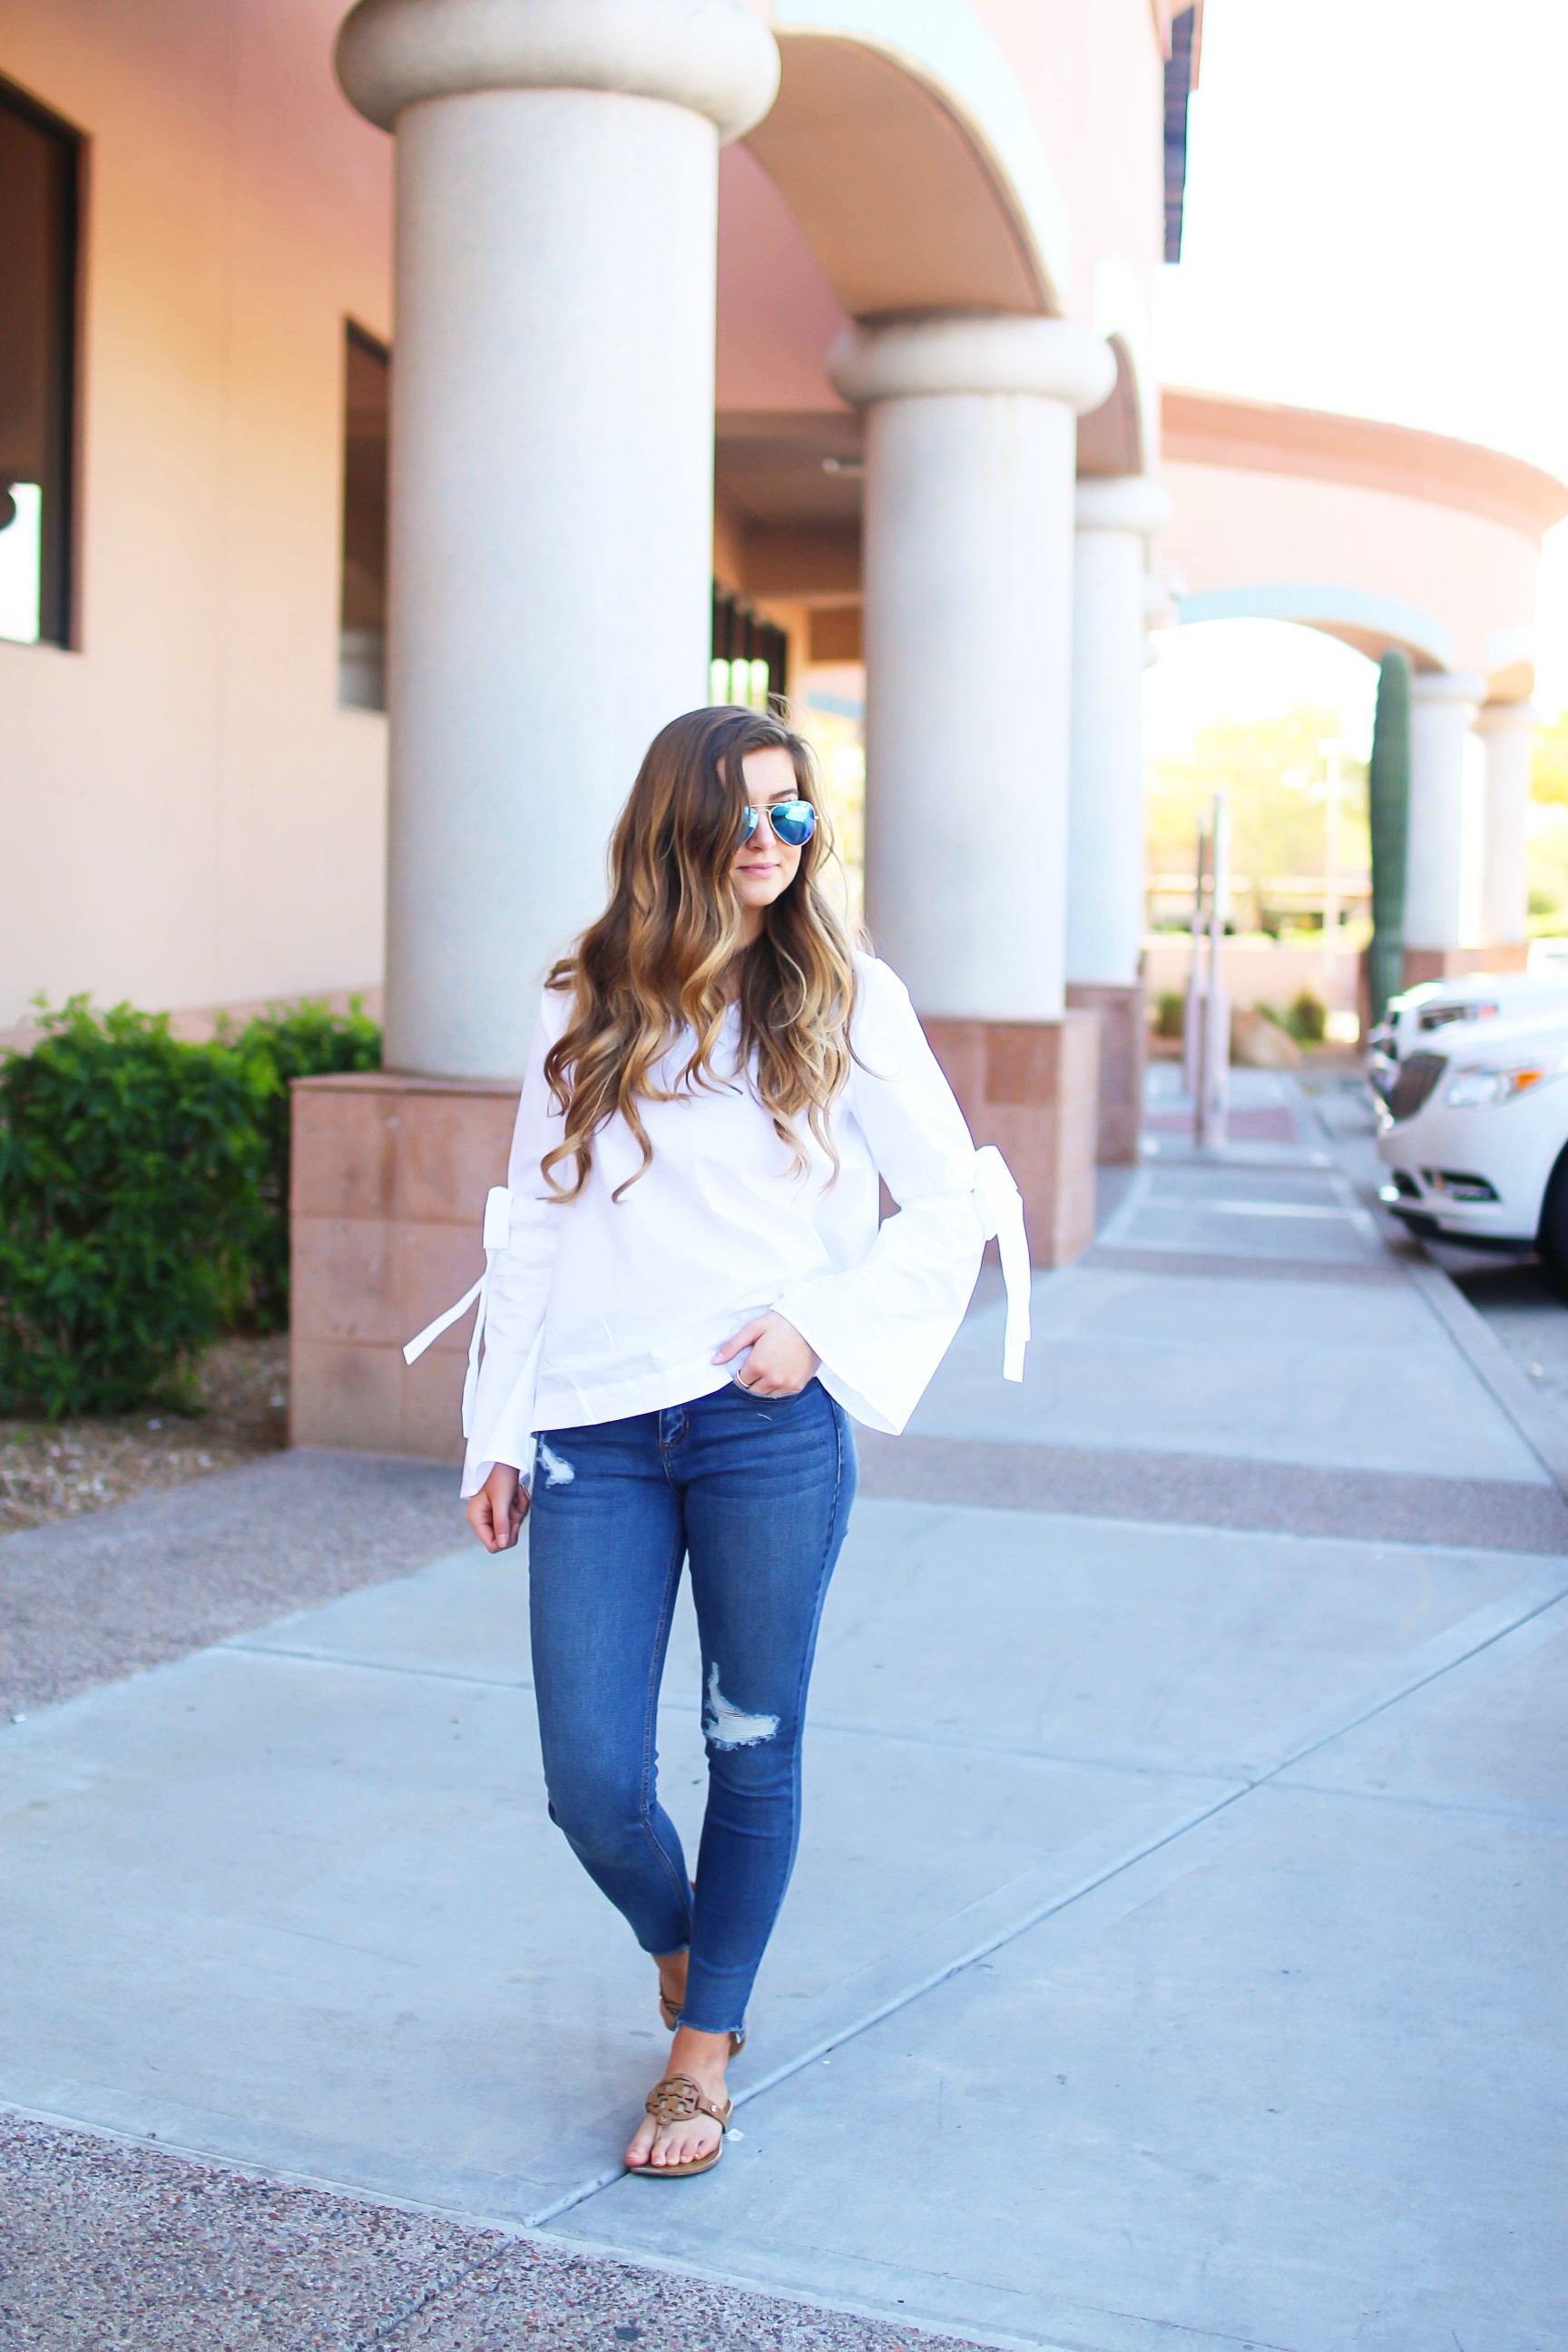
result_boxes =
[403,953,1030,1497]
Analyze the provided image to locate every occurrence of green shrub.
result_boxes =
[225,1000,380,1330]
[0,995,381,1416]
[1283,988,1328,1044]
[1153,989,1186,1041]
[0,1001,270,1416]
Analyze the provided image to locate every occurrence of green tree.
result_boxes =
[1145,704,1370,931]
[1525,710,1568,929]
[1531,709,1568,807]
[1367,652,1411,1023]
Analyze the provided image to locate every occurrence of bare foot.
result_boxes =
[655,1947,688,2029]
[624,2024,732,2171]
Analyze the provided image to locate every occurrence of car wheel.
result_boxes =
[1536,1150,1568,1300]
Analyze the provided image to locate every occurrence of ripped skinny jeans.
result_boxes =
[526,1377,856,2036]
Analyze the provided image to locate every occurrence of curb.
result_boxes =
[1294,1073,1568,1504]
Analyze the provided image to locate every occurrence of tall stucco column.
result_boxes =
[337,0,779,1077]
[828,315,1117,1262]
[297,0,778,1463]
[1404,670,1486,985]
[1475,700,1537,959]
[1065,474,1172,1163]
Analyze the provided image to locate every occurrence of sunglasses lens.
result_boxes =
[739,806,760,842]
[769,800,816,847]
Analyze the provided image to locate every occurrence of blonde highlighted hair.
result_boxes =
[542,705,858,1200]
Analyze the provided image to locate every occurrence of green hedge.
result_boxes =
[227,1000,381,1329]
[0,997,379,1417]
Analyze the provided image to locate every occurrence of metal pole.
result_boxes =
[1320,737,1343,1014]
[1184,813,1210,1104]
[1198,791,1230,1150]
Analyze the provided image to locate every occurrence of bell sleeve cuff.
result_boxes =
[771,959,1032,1435]
[776,1147,1029,1435]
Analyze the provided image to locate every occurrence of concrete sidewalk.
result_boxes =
[3,1067,1563,2349]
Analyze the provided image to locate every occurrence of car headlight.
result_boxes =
[1444,1057,1567,1108]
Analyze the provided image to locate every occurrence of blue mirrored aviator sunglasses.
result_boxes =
[740,798,817,848]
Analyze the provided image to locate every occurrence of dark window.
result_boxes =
[710,584,787,711]
[340,322,388,710]
[0,78,81,648]
[1163,4,1200,265]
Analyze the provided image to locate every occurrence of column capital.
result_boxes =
[1074,474,1173,536]
[1473,697,1540,736]
[1409,669,1487,707]
[336,0,779,139]
[828,314,1116,416]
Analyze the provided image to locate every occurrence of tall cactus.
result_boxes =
[1367,650,1412,1024]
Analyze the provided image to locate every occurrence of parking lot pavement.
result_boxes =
[3,1062,1564,2350]
[1439,1249,1568,1416]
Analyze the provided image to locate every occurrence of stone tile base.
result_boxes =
[921,1011,1102,1267]
[289,1072,517,1463]
[1064,981,1144,1164]
[1404,944,1529,987]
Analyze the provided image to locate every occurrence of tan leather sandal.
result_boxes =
[657,1984,745,2055]
[633,2073,732,2179]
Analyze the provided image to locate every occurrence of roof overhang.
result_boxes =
[1163,388,1568,544]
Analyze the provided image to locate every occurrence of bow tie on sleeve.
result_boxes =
[971,1144,1032,1382]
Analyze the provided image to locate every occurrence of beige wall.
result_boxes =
[1161,456,1542,683]
[0,0,391,1030]
[970,0,1165,330]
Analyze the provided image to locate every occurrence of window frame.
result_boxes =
[0,71,84,651]
[338,318,390,712]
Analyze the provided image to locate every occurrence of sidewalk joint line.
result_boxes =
[1089,1163,1152,1246]
[212,1645,1240,1785]
[220,1642,532,1693]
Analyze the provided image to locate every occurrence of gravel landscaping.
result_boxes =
[0,2114,967,2352]
[0,1336,290,1536]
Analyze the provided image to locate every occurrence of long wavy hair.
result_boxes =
[541,705,858,1200]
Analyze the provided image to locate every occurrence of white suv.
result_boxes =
[1376,1004,1568,1285]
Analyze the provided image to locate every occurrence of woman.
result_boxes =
[407,704,1028,2179]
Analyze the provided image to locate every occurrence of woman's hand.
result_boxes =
[713,1311,821,1397]
[466,1463,528,1553]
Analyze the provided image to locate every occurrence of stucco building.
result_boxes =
[1,0,1561,1455]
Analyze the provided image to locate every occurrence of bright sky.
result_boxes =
[1146,0,1568,755]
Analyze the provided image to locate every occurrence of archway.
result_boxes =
[1143,615,1381,1045]
[744,23,1060,320]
